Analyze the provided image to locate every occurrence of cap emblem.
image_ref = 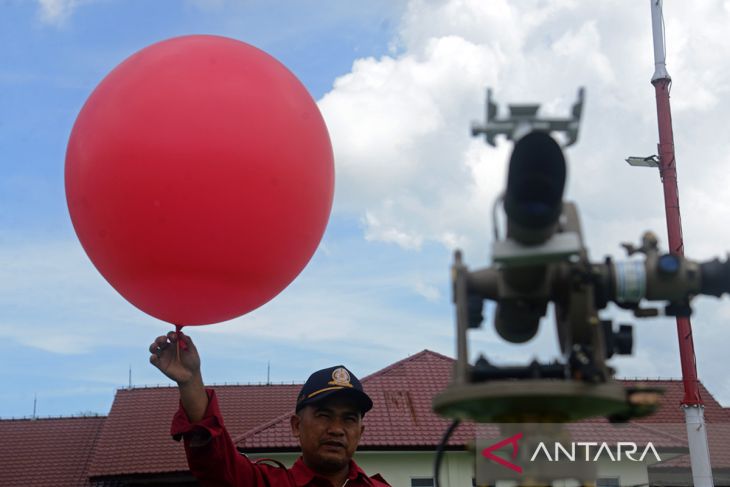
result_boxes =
[329,367,353,387]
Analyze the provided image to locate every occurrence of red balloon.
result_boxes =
[65,35,334,326]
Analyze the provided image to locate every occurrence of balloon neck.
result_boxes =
[175,324,189,351]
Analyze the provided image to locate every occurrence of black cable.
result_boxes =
[433,419,461,487]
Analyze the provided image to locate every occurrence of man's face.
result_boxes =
[290,394,365,474]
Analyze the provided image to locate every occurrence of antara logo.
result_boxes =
[481,434,661,472]
[481,433,523,473]
[530,442,662,462]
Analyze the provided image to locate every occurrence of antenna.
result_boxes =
[267,361,271,385]
[129,364,132,388]
[32,394,37,420]
[471,87,585,147]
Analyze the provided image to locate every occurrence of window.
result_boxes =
[411,478,434,487]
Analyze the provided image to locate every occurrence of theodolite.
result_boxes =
[433,88,730,424]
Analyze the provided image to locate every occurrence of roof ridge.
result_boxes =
[615,379,728,409]
[616,377,684,381]
[0,414,106,422]
[233,408,294,445]
[121,382,303,392]
[218,383,305,444]
[361,349,453,382]
[205,382,304,387]
[87,387,127,476]
[79,407,107,483]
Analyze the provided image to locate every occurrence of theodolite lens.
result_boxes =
[504,131,566,245]
[700,257,730,297]
[494,301,542,343]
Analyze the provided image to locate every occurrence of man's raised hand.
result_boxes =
[149,331,201,386]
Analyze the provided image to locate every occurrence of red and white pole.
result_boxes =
[649,1,713,485]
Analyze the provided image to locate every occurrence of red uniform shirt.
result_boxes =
[171,389,390,487]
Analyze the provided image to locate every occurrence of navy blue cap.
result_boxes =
[295,365,373,415]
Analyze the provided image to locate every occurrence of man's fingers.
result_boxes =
[178,332,195,349]
[148,332,196,374]
[149,335,171,354]
[167,330,194,347]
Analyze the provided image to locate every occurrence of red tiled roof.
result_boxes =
[0,415,105,487]
[86,383,300,478]
[5,350,729,485]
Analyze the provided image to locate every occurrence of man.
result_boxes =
[149,331,390,487]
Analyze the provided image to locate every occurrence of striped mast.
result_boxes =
[649,1,713,485]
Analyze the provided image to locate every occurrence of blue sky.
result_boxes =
[3,0,730,419]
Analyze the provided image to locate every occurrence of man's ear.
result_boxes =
[360,423,365,437]
[290,414,301,439]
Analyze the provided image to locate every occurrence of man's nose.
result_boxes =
[326,417,346,435]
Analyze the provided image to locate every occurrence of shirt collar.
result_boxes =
[291,457,371,487]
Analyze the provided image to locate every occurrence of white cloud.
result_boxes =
[0,323,96,355]
[412,279,441,302]
[37,0,90,26]
[363,210,424,249]
[320,1,652,259]
[551,21,615,83]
